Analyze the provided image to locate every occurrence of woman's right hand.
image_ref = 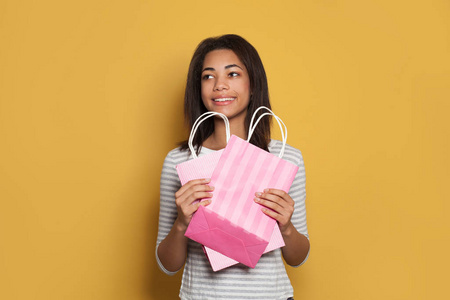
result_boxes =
[174,178,214,232]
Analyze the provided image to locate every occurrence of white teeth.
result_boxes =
[214,98,235,102]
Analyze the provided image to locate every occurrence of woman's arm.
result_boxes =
[255,189,310,266]
[156,218,189,273]
[280,222,310,266]
[157,178,213,273]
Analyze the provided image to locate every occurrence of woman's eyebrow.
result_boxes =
[202,64,243,72]
[225,64,243,70]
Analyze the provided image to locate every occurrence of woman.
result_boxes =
[156,34,310,299]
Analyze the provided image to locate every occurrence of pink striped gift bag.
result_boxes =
[176,110,285,271]
[185,107,298,269]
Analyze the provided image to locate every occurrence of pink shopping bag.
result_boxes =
[185,107,298,268]
[176,111,229,199]
[176,110,285,271]
[177,109,287,271]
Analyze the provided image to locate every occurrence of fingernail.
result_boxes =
[254,197,260,202]
[264,189,269,193]
[204,178,211,182]
[209,186,215,190]
[255,192,262,197]
[208,193,213,197]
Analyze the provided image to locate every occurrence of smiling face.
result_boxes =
[201,49,251,123]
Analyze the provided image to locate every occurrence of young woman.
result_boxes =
[156,34,310,300]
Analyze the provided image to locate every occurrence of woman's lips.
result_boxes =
[213,97,236,102]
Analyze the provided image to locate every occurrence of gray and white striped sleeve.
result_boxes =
[287,147,308,239]
[155,149,183,275]
[270,141,310,267]
[288,146,310,266]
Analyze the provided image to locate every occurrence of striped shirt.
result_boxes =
[156,140,309,300]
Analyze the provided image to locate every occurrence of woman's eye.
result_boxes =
[202,74,213,80]
[229,72,239,77]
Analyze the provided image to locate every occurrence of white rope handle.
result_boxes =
[248,112,286,145]
[247,106,287,158]
[188,112,230,159]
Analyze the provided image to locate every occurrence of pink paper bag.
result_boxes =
[177,109,287,271]
[176,111,285,271]
[185,107,298,268]
[178,147,285,271]
[176,111,230,200]
[177,147,286,271]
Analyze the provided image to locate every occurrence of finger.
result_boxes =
[198,199,212,207]
[261,189,294,205]
[260,207,292,229]
[260,206,282,221]
[183,198,212,216]
[191,184,215,193]
[254,196,284,212]
[182,184,214,198]
[255,191,295,218]
[176,184,214,206]
[175,178,211,198]
[255,192,285,208]
[186,191,214,205]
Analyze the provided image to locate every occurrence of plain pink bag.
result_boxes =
[185,107,298,268]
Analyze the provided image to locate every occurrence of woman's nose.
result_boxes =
[213,78,229,91]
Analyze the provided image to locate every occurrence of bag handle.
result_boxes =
[188,112,230,159]
[247,106,287,158]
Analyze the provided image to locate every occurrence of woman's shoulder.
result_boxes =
[268,139,304,167]
[163,146,192,165]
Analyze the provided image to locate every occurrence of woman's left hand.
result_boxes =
[254,189,294,234]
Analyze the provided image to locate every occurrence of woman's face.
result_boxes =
[201,49,251,122]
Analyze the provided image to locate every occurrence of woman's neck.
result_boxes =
[202,115,247,150]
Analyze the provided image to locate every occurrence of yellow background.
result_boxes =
[1,0,449,299]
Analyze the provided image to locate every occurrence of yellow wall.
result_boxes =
[1,0,449,299]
